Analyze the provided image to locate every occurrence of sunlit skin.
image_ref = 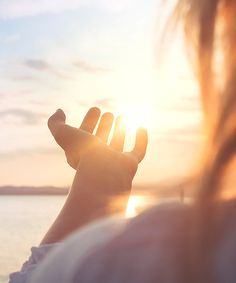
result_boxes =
[41,107,148,244]
[48,107,148,169]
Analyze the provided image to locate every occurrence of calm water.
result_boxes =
[0,195,181,283]
[0,196,66,283]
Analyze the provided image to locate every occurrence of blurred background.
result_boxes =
[0,0,201,186]
[0,0,201,281]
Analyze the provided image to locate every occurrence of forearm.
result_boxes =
[41,163,131,245]
[41,107,147,245]
[40,192,112,245]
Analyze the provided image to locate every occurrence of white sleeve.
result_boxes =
[29,216,126,283]
[9,244,56,283]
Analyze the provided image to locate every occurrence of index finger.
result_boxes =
[80,107,101,133]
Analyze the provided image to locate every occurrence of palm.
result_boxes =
[48,107,148,171]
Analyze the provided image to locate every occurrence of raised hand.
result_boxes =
[48,107,148,173]
[42,107,148,244]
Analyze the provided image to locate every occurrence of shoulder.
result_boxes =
[75,202,191,283]
[30,200,236,283]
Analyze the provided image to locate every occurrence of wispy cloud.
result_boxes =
[166,95,201,112]
[169,124,201,137]
[22,59,111,80]
[159,123,201,142]
[0,34,21,44]
[0,93,6,100]
[0,146,60,159]
[0,108,47,125]
[77,98,114,109]
[0,0,83,19]
[93,98,113,108]
[0,0,131,19]
[74,60,112,73]
[12,75,37,81]
[24,59,50,71]
[23,59,72,79]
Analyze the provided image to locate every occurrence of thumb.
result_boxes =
[48,109,66,137]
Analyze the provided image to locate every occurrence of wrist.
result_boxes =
[69,169,131,213]
[73,149,134,192]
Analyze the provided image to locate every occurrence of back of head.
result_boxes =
[172,0,236,282]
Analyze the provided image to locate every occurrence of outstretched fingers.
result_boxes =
[95,112,114,143]
[80,107,101,133]
[110,116,126,151]
[131,128,148,163]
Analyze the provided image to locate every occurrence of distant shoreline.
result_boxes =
[0,183,189,197]
[0,186,68,195]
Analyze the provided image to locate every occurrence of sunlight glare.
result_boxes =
[125,195,154,218]
[126,196,142,218]
[117,102,154,133]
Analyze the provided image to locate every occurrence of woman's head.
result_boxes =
[171,0,236,281]
[173,0,236,200]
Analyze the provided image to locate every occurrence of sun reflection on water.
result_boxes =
[126,195,154,218]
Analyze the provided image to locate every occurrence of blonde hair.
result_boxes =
[170,0,236,281]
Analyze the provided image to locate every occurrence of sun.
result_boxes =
[116,101,154,133]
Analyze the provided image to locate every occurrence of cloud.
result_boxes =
[0,108,47,125]
[74,60,112,73]
[165,95,201,112]
[158,123,201,142]
[0,0,131,19]
[76,98,114,109]
[0,146,60,159]
[93,98,113,108]
[169,124,201,137]
[0,0,83,19]
[22,59,111,79]
[12,75,37,81]
[24,59,50,71]
[0,34,21,44]
[23,59,72,79]
[0,93,6,100]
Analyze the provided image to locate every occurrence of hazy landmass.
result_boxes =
[0,182,190,197]
[0,186,68,195]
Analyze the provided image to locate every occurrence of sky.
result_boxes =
[0,0,202,187]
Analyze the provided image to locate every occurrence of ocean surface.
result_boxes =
[0,195,180,283]
[0,196,66,283]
